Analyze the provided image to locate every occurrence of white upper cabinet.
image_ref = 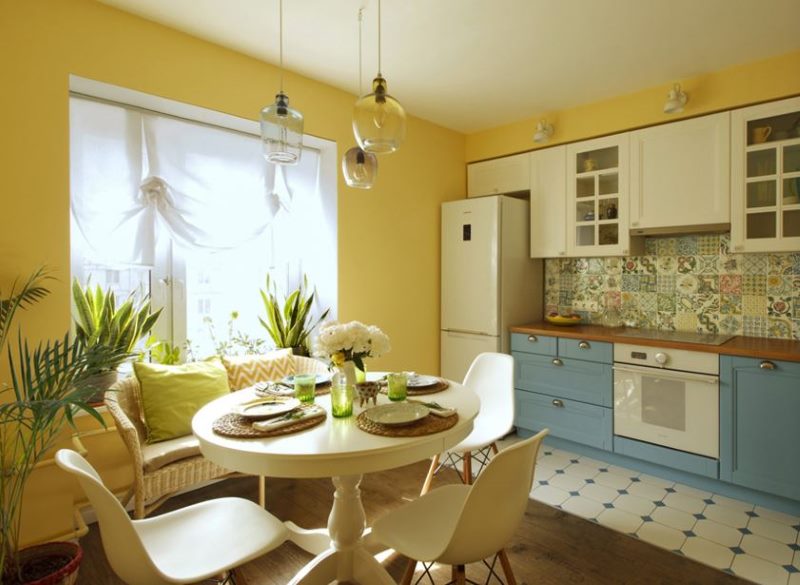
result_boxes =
[467,152,530,197]
[629,112,730,233]
[566,133,635,257]
[731,96,800,253]
[529,146,567,258]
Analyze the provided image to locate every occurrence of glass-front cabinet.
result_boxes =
[566,133,631,256]
[731,96,800,252]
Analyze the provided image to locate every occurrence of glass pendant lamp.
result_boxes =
[342,145,377,188]
[260,0,303,165]
[343,8,378,188]
[352,0,406,154]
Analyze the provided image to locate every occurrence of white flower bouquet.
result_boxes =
[312,320,391,371]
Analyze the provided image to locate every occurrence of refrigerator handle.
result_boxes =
[443,329,495,337]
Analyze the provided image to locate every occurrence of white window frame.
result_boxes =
[69,76,338,355]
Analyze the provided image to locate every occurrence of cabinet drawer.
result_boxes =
[515,352,612,407]
[557,338,612,364]
[515,390,612,451]
[511,333,557,356]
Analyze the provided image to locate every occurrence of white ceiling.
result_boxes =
[97,0,800,133]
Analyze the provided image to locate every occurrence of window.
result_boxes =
[69,82,337,361]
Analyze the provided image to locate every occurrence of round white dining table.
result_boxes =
[193,377,479,585]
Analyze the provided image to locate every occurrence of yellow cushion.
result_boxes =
[134,358,230,444]
[221,349,295,390]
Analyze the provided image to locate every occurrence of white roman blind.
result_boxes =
[70,97,323,265]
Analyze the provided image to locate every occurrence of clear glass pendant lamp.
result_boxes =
[260,0,303,165]
[343,7,378,188]
[352,0,406,154]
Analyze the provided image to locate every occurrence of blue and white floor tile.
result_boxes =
[529,446,800,585]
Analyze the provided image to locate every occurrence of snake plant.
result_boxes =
[71,279,162,371]
[259,274,329,356]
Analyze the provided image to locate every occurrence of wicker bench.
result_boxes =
[106,355,330,518]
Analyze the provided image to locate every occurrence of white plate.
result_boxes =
[364,403,429,426]
[406,375,440,388]
[282,373,333,386]
[232,397,301,419]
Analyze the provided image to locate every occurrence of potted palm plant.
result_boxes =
[71,279,162,402]
[1,269,129,584]
[259,274,329,356]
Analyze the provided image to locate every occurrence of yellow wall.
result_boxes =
[466,49,800,162]
[0,0,466,375]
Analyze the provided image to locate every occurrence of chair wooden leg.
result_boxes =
[258,476,266,507]
[452,564,466,585]
[462,451,472,485]
[497,549,517,585]
[490,441,499,455]
[420,454,439,495]
[400,559,417,585]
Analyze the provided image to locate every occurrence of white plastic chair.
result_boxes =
[373,429,548,585]
[55,449,289,585]
[422,352,515,494]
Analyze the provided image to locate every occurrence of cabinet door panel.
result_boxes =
[557,337,613,364]
[566,134,634,257]
[731,96,800,253]
[510,332,558,356]
[530,146,567,257]
[515,352,612,407]
[467,152,530,197]
[630,112,730,230]
[515,390,612,450]
[720,356,800,501]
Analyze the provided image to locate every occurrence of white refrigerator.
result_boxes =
[441,196,542,382]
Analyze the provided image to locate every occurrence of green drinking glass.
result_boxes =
[330,381,354,418]
[387,372,408,402]
[293,374,316,403]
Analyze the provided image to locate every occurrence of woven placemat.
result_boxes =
[356,411,458,437]
[380,379,450,396]
[213,406,326,438]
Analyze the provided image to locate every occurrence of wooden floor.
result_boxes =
[77,460,749,585]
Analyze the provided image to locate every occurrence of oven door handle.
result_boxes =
[612,364,718,385]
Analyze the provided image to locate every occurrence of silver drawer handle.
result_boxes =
[578,341,591,350]
[528,335,538,342]
[552,358,563,366]
[552,399,564,408]
[759,361,776,370]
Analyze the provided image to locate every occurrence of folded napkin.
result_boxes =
[409,400,457,418]
[254,381,295,397]
[252,404,325,431]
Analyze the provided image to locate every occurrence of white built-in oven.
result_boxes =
[613,343,719,459]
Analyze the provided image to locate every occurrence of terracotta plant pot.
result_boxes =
[15,542,82,585]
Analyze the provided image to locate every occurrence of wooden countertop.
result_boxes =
[510,322,800,363]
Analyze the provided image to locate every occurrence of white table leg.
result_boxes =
[328,474,366,582]
[285,522,332,556]
[288,474,397,585]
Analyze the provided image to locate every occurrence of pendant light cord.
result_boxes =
[358,8,364,95]
[279,0,284,92]
[377,0,382,77]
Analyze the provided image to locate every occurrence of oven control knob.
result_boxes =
[654,352,668,365]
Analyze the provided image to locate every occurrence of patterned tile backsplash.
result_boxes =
[544,234,800,340]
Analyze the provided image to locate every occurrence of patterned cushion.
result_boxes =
[222,349,295,390]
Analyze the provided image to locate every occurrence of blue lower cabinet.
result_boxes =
[515,390,612,451]
[557,337,613,364]
[720,356,800,501]
[510,333,558,356]
[515,352,612,407]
